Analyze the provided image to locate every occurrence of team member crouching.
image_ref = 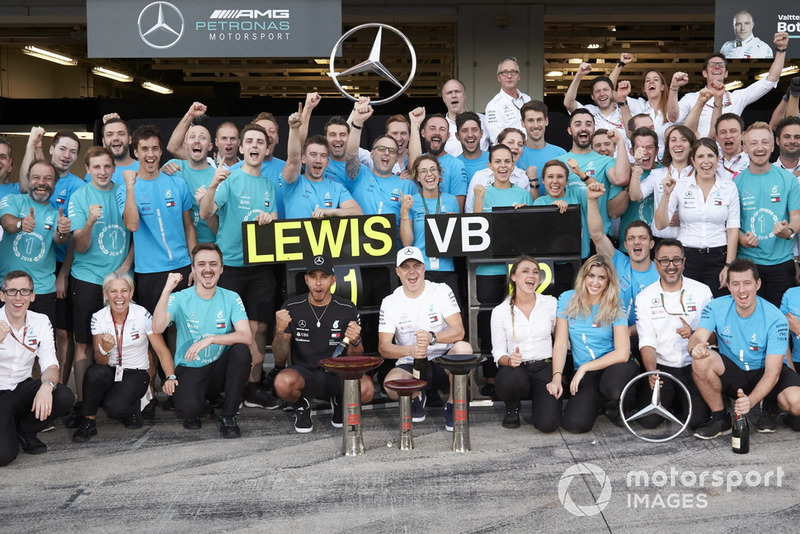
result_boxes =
[273,256,372,433]
[380,246,473,432]
[634,239,712,430]
[0,271,73,466]
[153,243,252,438]
[548,255,638,433]
[689,259,800,439]
[491,256,559,431]
[72,273,173,442]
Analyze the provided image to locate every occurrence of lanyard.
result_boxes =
[722,153,742,176]
[420,193,441,215]
[112,312,128,367]
[9,326,35,353]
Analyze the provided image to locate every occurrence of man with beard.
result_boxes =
[689,259,800,439]
[0,138,17,201]
[565,66,631,145]
[408,110,468,211]
[165,102,240,170]
[200,123,282,410]
[555,109,631,236]
[272,255,370,433]
[678,33,789,137]
[322,117,373,184]
[516,101,566,195]
[737,122,800,307]
[100,114,138,184]
[282,102,362,219]
[714,114,749,181]
[774,117,800,177]
[0,160,71,326]
[441,79,489,157]
[455,112,488,181]
[485,57,531,144]
[153,243,252,437]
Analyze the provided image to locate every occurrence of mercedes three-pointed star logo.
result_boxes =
[618,371,693,443]
[329,23,417,105]
[138,1,185,50]
[314,256,325,265]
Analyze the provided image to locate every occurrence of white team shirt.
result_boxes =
[627,97,674,157]
[90,303,153,370]
[667,175,740,248]
[0,308,57,391]
[636,277,713,368]
[641,165,695,239]
[720,36,774,60]
[716,151,749,181]
[379,281,461,366]
[484,89,531,144]
[678,78,777,137]
[490,294,557,362]
[465,167,530,213]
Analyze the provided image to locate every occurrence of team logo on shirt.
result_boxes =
[714,197,723,206]
[165,189,176,207]
[27,330,38,346]
[43,222,52,230]
[687,305,696,312]
[332,320,339,329]
[749,333,759,351]
[298,320,307,329]
[390,189,400,202]
[770,185,781,203]
[324,193,333,208]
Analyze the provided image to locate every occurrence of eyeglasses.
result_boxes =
[2,288,33,296]
[374,145,397,155]
[417,166,439,176]
[706,61,726,69]
[499,70,520,77]
[656,257,685,267]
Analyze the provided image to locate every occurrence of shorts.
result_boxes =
[291,365,343,399]
[720,356,800,399]
[135,265,191,314]
[218,264,275,323]
[70,276,104,344]
[29,292,56,327]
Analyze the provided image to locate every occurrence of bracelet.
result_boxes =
[351,122,362,130]
[669,87,680,92]
[400,217,410,221]
[777,47,788,53]
[713,104,723,109]
[97,344,110,356]
[529,179,539,184]
[617,61,625,68]
[633,162,642,167]
[552,371,563,378]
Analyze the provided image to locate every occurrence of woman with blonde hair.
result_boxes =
[491,255,559,431]
[547,255,638,433]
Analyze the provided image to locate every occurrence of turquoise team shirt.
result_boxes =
[68,182,129,285]
[0,182,21,201]
[214,167,277,267]
[435,153,468,197]
[698,295,789,371]
[517,143,568,195]
[111,161,139,185]
[116,173,193,274]
[612,249,659,326]
[283,175,354,220]
[458,152,489,181]
[736,166,800,265]
[610,167,656,251]
[780,287,800,363]
[556,151,614,235]
[477,184,532,275]
[533,187,589,258]
[323,158,349,184]
[230,157,287,219]
[0,195,58,293]
[342,166,418,222]
[168,286,248,368]
[557,290,627,368]
[408,192,460,272]
[51,172,86,263]
[166,159,216,244]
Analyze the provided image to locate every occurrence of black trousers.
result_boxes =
[561,360,639,434]
[634,364,709,430]
[81,364,149,420]
[683,246,727,298]
[0,379,73,466]
[756,260,796,308]
[495,361,561,433]
[173,344,251,419]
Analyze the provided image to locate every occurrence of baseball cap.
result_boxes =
[306,255,334,275]
[396,246,425,267]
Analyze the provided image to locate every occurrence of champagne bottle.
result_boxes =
[412,356,428,381]
[331,336,350,358]
[731,389,750,454]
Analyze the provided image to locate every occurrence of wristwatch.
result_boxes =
[351,336,362,347]
[428,331,438,346]
[15,219,21,230]
[166,374,177,381]
[46,380,57,390]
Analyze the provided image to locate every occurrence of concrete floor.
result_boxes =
[3,396,800,534]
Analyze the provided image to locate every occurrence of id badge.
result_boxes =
[115,365,124,382]
[429,256,439,270]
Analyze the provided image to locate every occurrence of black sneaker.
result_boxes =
[693,413,732,439]
[65,401,83,429]
[141,398,157,420]
[502,401,521,429]
[183,417,202,430]
[444,402,454,432]
[293,397,313,433]
[480,383,497,400]
[412,390,427,423]
[263,366,283,391]
[72,418,97,443]
[243,383,282,410]
[124,411,143,429]
[219,416,241,439]
[756,400,779,433]
[17,434,47,455]
[330,397,343,428]
[162,396,175,411]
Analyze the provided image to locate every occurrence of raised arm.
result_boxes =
[684,87,714,139]
[121,170,139,232]
[586,182,615,259]
[199,167,228,220]
[345,97,373,179]
[608,53,634,88]
[166,102,207,158]
[407,107,426,171]
[563,63,592,113]
[667,72,689,123]
[653,175,676,230]
[19,127,45,191]
[765,33,790,83]
[606,129,631,186]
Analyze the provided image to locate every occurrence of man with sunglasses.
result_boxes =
[634,239,713,430]
[485,57,531,144]
[0,270,74,465]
